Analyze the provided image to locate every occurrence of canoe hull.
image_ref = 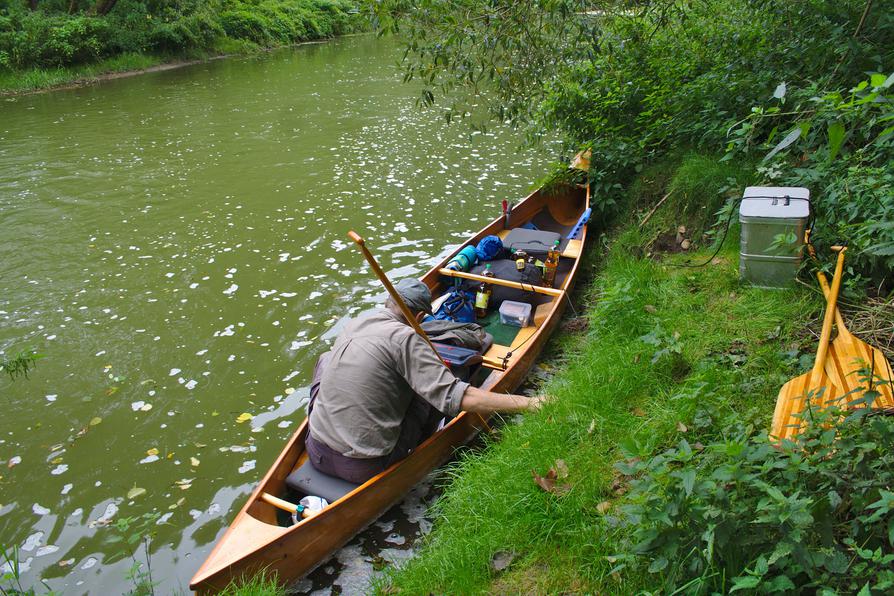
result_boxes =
[190,180,590,593]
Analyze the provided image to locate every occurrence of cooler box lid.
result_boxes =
[740,186,810,219]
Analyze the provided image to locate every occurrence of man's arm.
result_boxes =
[459,386,546,414]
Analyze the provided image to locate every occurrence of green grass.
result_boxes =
[0,53,166,94]
[218,572,285,596]
[378,203,815,593]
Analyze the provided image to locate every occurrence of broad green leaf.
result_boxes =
[773,82,787,99]
[857,583,872,596]
[876,125,894,144]
[647,556,668,573]
[871,73,887,88]
[730,575,761,592]
[764,127,802,162]
[827,121,845,161]
[681,469,696,496]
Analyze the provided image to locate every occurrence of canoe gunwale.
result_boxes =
[189,181,590,593]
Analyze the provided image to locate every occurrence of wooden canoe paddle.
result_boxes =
[348,231,492,432]
[810,246,894,411]
[770,248,847,442]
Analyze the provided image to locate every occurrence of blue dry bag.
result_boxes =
[433,287,477,323]
[475,235,503,261]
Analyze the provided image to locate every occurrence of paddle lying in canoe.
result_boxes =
[771,248,847,442]
[189,176,590,593]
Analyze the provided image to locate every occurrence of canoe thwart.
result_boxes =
[438,268,563,297]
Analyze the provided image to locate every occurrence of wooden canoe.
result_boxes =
[189,177,591,593]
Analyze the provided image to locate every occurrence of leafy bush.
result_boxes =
[0,0,362,72]
[616,396,894,594]
[726,73,894,282]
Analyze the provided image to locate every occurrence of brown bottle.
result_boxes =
[543,240,560,288]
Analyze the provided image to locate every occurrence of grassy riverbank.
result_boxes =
[0,0,364,94]
[376,156,822,593]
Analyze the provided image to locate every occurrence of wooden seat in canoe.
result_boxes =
[286,459,360,504]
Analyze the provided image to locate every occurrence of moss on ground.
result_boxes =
[376,159,816,594]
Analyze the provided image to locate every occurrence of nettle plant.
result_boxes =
[613,382,894,594]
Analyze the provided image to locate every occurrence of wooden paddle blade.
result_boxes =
[823,337,894,410]
[771,370,844,442]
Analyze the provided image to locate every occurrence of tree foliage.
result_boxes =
[373,0,894,285]
[0,0,363,70]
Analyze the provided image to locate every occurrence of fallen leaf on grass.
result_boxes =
[631,407,646,417]
[677,421,688,433]
[596,501,612,514]
[610,473,628,496]
[490,550,516,573]
[711,257,724,265]
[587,420,597,434]
[644,304,657,314]
[532,467,571,496]
[554,459,569,480]
[235,412,253,424]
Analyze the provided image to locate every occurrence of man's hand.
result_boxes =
[526,394,549,411]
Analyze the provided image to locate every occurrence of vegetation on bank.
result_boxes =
[373,0,894,286]
[375,151,894,593]
[0,0,363,92]
[359,1,894,592]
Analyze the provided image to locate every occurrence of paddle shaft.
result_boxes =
[808,243,852,340]
[348,231,494,432]
[438,268,564,297]
[810,248,847,380]
[348,231,447,366]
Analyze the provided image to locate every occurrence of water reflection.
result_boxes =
[0,35,557,593]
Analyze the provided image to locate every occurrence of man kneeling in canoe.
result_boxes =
[306,278,544,484]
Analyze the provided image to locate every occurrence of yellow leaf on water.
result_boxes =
[89,417,102,426]
[51,457,64,465]
[167,453,174,459]
[211,411,219,417]
[235,412,253,424]
[146,448,159,456]
[127,487,146,499]
[190,457,200,467]
[284,387,295,395]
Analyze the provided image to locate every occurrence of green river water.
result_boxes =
[0,35,556,593]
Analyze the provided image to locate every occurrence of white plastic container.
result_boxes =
[499,300,532,327]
